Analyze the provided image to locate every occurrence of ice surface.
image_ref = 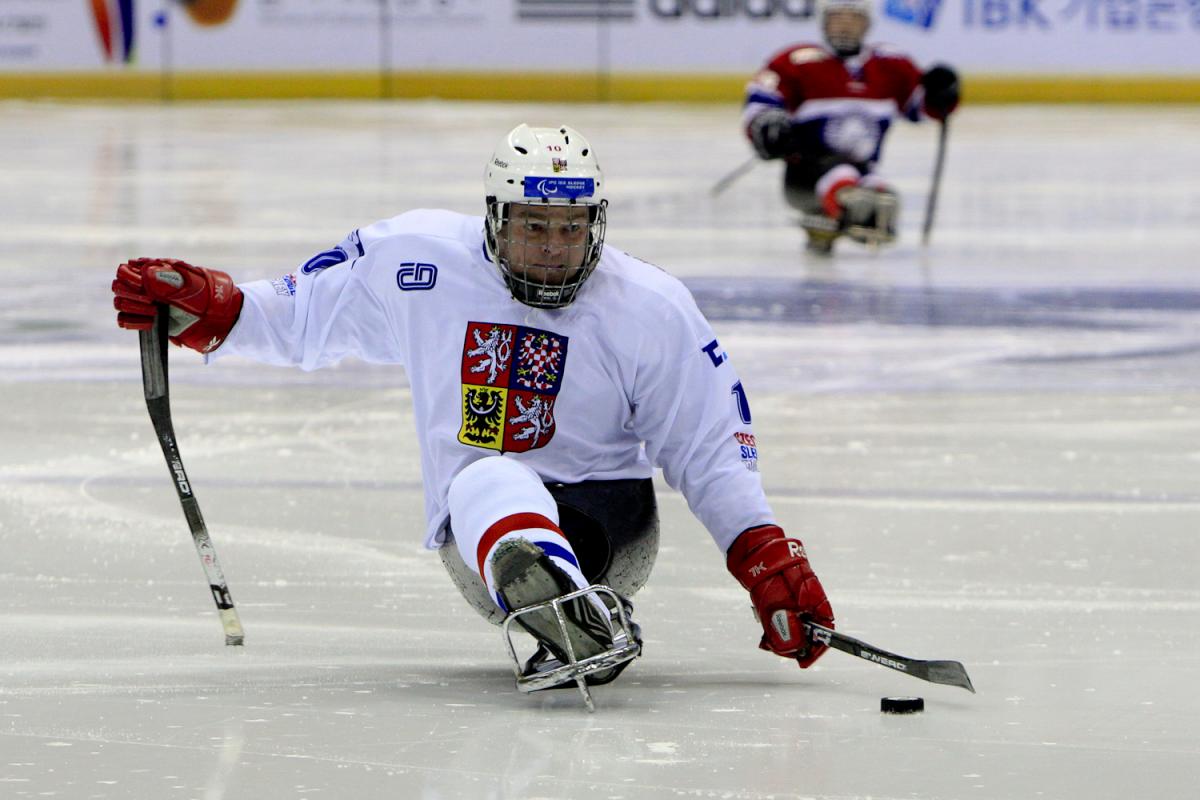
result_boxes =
[2,101,1199,799]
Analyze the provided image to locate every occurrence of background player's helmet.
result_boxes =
[484,124,608,309]
[820,0,873,57]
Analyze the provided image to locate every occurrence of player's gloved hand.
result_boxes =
[112,258,243,354]
[726,524,835,668]
[921,64,960,120]
[748,109,801,160]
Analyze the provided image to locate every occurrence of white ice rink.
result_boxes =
[2,101,1199,799]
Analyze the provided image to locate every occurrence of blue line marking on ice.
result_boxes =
[683,278,1200,329]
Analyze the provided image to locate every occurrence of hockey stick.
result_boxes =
[921,118,949,247]
[807,623,974,693]
[710,155,759,197]
[139,310,245,646]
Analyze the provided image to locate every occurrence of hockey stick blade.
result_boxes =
[807,623,974,693]
[139,311,245,646]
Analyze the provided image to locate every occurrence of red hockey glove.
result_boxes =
[726,524,835,668]
[112,258,243,354]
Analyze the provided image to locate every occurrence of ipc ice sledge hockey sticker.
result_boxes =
[458,322,568,453]
[523,176,594,200]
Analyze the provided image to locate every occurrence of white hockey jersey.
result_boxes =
[212,209,775,552]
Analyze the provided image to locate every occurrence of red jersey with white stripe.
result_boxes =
[743,43,927,166]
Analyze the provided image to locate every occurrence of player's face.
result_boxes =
[824,10,869,51]
[499,204,591,286]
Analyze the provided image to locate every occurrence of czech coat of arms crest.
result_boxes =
[458,322,568,453]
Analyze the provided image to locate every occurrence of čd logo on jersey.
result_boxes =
[458,322,568,453]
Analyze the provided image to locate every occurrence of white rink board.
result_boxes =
[2,0,1197,74]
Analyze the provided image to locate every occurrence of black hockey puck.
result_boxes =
[881,696,924,714]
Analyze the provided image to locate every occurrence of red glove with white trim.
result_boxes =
[112,258,243,354]
[727,524,835,668]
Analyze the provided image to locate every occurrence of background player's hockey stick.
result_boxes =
[139,310,245,646]
[710,155,759,197]
[921,119,949,247]
[807,623,974,693]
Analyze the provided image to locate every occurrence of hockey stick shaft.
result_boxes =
[710,155,759,197]
[807,623,974,693]
[139,311,244,646]
[921,119,949,247]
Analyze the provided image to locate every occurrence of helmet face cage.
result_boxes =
[821,0,871,56]
[483,124,608,310]
[485,198,607,310]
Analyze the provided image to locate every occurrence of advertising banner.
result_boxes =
[2,1,1196,83]
[0,1,169,72]
[612,0,1198,74]
[0,0,124,70]
[167,0,380,70]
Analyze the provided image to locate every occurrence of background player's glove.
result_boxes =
[748,109,801,160]
[112,258,243,354]
[921,64,960,121]
[726,524,834,668]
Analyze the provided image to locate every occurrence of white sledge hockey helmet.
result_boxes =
[819,0,873,56]
[484,124,608,309]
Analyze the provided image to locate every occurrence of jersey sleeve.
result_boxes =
[630,287,775,553]
[210,227,405,369]
[742,46,808,129]
[886,53,926,121]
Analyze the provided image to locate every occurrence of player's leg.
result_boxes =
[528,479,658,685]
[444,457,621,681]
[785,159,843,255]
[446,457,592,608]
[439,470,657,687]
[855,172,899,242]
[817,164,899,246]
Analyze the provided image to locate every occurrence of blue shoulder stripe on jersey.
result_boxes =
[745,91,785,109]
[300,246,349,275]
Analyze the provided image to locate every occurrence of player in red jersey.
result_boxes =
[743,0,959,254]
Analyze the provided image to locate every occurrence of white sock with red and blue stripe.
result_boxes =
[475,512,593,613]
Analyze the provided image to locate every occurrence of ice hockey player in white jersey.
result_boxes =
[112,124,835,704]
[743,0,960,254]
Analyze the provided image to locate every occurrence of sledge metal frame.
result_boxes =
[500,584,641,712]
[800,193,898,250]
